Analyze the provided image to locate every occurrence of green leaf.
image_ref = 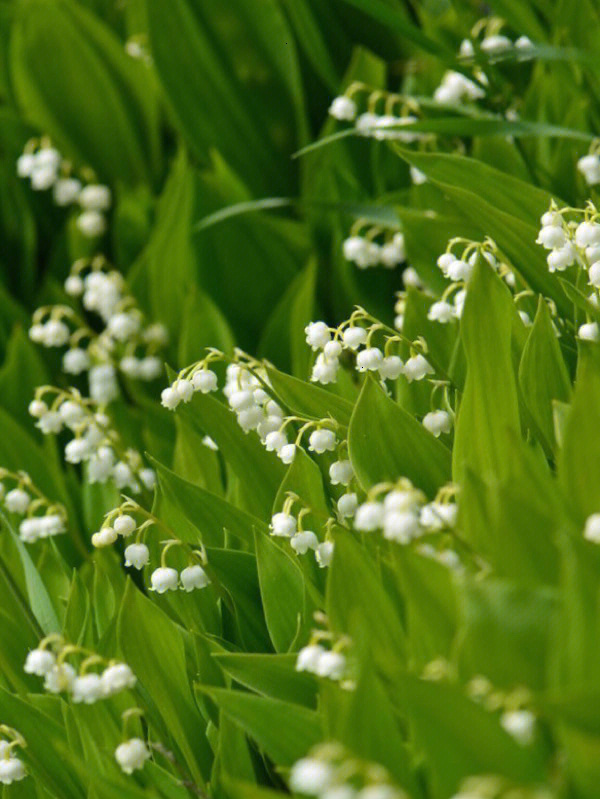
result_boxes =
[213,652,317,707]
[349,377,451,497]
[201,687,322,766]
[266,365,353,426]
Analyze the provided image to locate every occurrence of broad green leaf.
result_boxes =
[214,652,317,708]
[349,377,451,497]
[266,365,353,426]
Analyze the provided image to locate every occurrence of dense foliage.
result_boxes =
[2,1,600,798]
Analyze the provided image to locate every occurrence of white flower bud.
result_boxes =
[589,261,600,288]
[584,512,600,543]
[53,177,81,206]
[44,662,76,693]
[124,543,150,570]
[107,312,140,342]
[28,399,48,418]
[101,662,136,696]
[72,673,104,704]
[278,443,297,464]
[311,353,339,385]
[420,502,457,530]
[192,370,218,393]
[5,488,31,514]
[578,154,600,185]
[115,738,150,774]
[575,221,600,248]
[140,468,156,491]
[265,431,288,453]
[354,501,383,531]
[578,322,600,342]
[229,389,255,411]
[289,758,334,795]
[77,210,106,237]
[258,416,282,440]
[500,709,535,746]
[180,564,210,591]
[270,512,297,537]
[354,241,381,269]
[59,400,86,428]
[480,34,512,54]
[422,409,452,437]
[65,437,92,464]
[31,163,58,190]
[42,319,70,347]
[383,511,420,543]
[91,527,118,547]
[343,236,367,263]
[305,321,331,350]
[329,459,354,486]
[63,347,90,374]
[16,152,36,177]
[237,406,264,432]
[24,648,55,676]
[337,492,358,519]
[79,184,111,211]
[29,323,45,343]
[428,301,456,323]
[342,326,367,350]
[0,757,26,784]
[296,644,325,673]
[329,95,357,121]
[308,428,337,454]
[161,386,179,410]
[437,253,455,275]
[547,242,576,272]
[446,258,473,282]
[378,355,404,380]
[19,518,42,543]
[114,514,136,537]
[356,347,384,372]
[37,410,63,434]
[324,340,342,359]
[316,650,346,680]
[290,531,319,554]
[150,567,179,593]
[64,273,84,295]
[315,540,334,568]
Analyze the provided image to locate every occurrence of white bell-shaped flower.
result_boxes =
[124,543,150,570]
[150,567,179,593]
[180,564,210,592]
[115,738,150,774]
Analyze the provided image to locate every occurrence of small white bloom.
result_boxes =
[404,354,434,381]
[343,236,367,263]
[305,321,331,350]
[578,154,600,185]
[91,527,118,547]
[437,253,455,276]
[101,662,136,696]
[296,644,325,673]
[500,709,535,746]
[72,673,104,704]
[114,514,136,537]
[42,319,70,347]
[290,531,319,554]
[446,258,473,282]
[0,757,26,784]
[480,34,512,55]
[79,184,111,211]
[315,540,334,568]
[354,501,383,531]
[356,347,384,372]
[329,95,357,121]
[337,492,358,519]
[342,326,367,350]
[237,406,264,432]
[308,428,337,454]
[316,651,346,680]
[161,386,179,410]
[329,460,354,486]
[279,443,297,464]
[324,340,342,359]
[53,177,81,206]
[584,512,600,543]
[354,241,381,269]
[380,234,406,268]
[124,543,150,569]
[422,409,452,437]
[547,242,576,272]
[383,510,420,543]
[138,356,163,381]
[289,758,334,795]
[229,389,256,412]
[24,648,55,676]
[459,38,475,58]
[428,301,456,323]
[150,567,179,593]
[311,353,339,385]
[77,210,106,237]
[37,410,63,434]
[63,347,90,374]
[383,490,417,514]
[107,312,140,342]
[420,502,457,530]
[410,166,427,185]
[270,512,297,537]
[65,437,92,464]
[578,322,600,342]
[378,355,403,380]
[192,370,218,393]
[180,564,210,591]
[537,224,567,250]
[265,431,288,453]
[44,662,76,693]
[64,274,84,295]
[589,261,600,287]
[28,399,48,418]
[88,446,115,483]
[575,221,600,248]
[5,488,31,514]
[115,738,150,774]
[139,468,156,491]
[19,518,42,543]
[59,400,86,428]
[17,152,36,177]
[31,163,58,190]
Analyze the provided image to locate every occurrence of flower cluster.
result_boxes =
[30,256,167,397]
[17,138,111,237]
[305,313,433,387]
[0,728,27,786]
[29,387,155,493]
[353,480,458,545]
[342,228,406,270]
[328,85,425,143]
[289,743,408,799]
[465,677,536,747]
[24,636,136,703]
[433,70,486,105]
[0,469,67,544]
[270,494,335,568]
